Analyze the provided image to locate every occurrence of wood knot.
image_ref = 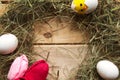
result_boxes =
[43,32,52,38]
[1,1,13,4]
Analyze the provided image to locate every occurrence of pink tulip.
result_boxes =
[7,54,28,80]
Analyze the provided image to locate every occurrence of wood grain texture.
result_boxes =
[34,17,89,44]
[33,17,89,80]
[0,4,8,16]
[33,45,89,80]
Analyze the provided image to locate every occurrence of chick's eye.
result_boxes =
[80,9,84,12]
[80,4,82,6]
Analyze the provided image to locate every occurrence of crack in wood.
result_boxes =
[33,43,89,45]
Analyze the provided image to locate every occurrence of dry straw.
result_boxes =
[0,0,120,80]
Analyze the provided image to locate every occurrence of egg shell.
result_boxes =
[97,60,119,80]
[85,0,98,14]
[0,33,18,54]
[71,0,98,14]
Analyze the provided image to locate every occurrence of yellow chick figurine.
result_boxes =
[71,0,98,14]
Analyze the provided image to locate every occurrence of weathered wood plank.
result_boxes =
[33,16,89,80]
[33,45,89,80]
[34,17,89,44]
[0,4,8,16]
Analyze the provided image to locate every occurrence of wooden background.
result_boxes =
[33,17,89,80]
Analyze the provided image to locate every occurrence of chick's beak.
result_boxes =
[83,4,88,10]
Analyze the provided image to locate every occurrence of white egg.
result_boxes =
[96,60,119,80]
[71,0,98,14]
[85,0,98,14]
[0,33,18,54]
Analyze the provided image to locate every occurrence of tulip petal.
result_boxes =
[7,54,28,80]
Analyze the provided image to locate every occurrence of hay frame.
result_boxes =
[0,0,120,80]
